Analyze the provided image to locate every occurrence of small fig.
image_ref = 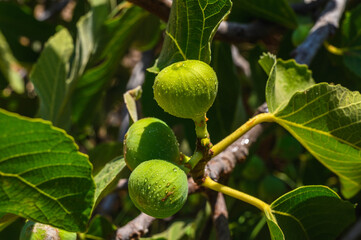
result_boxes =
[153,60,218,120]
[124,117,180,170]
[128,159,188,218]
[20,221,76,240]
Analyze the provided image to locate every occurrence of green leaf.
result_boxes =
[30,29,74,129]
[93,156,130,207]
[0,31,24,94]
[149,0,232,73]
[124,86,142,123]
[0,213,18,231]
[0,109,95,232]
[85,215,116,240]
[264,186,355,240]
[71,6,150,127]
[88,141,123,175]
[259,53,315,113]
[271,83,361,198]
[341,4,361,78]
[264,215,284,240]
[238,0,297,29]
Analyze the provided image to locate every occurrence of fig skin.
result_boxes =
[128,159,188,218]
[153,60,218,120]
[19,221,76,240]
[124,117,180,171]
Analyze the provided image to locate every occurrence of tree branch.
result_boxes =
[116,213,155,240]
[206,103,269,181]
[293,0,347,65]
[127,0,279,44]
[206,190,231,240]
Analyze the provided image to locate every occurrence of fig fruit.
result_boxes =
[153,60,218,120]
[128,159,188,218]
[20,221,76,240]
[124,117,180,170]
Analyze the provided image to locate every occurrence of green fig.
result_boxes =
[19,221,76,240]
[124,117,180,170]
[153,60,218,120]
[128,159,188,218]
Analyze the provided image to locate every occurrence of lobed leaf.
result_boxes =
[259,53,315,113]
[260,55,361,198]
[272,83,361,198]
[264,186,355,240]
[149,0,232,73]
[0,109,95,232]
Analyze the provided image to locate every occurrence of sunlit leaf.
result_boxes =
[264,186,355,240]
[149,0,232,73]
[0,109,95,232]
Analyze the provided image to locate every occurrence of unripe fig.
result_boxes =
[153,60,218,120]
[124,117,180,170]
[20,221,76,240]
[128,159,188,218]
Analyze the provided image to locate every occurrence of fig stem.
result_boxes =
[194,115,209,139]
[188,151,203,169]
[202,176,270,212]
[210,113,274,157]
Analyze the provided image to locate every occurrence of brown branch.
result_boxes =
[127,0,328,44]
[206,190,231,240]
[206,103,269,181]
[116,213,155,240]
[293,0,347,65]
[127,0,171,22]
[127,0,280,44]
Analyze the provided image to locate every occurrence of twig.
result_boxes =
[127,0,171,22]
[127,0,327,44]
[116,213,155,240]
[206,190,231,240]
[127,0,279,44]
[206,103,269,181]
[293,0,347,65]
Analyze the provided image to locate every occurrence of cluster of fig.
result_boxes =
[124,60,218,218]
